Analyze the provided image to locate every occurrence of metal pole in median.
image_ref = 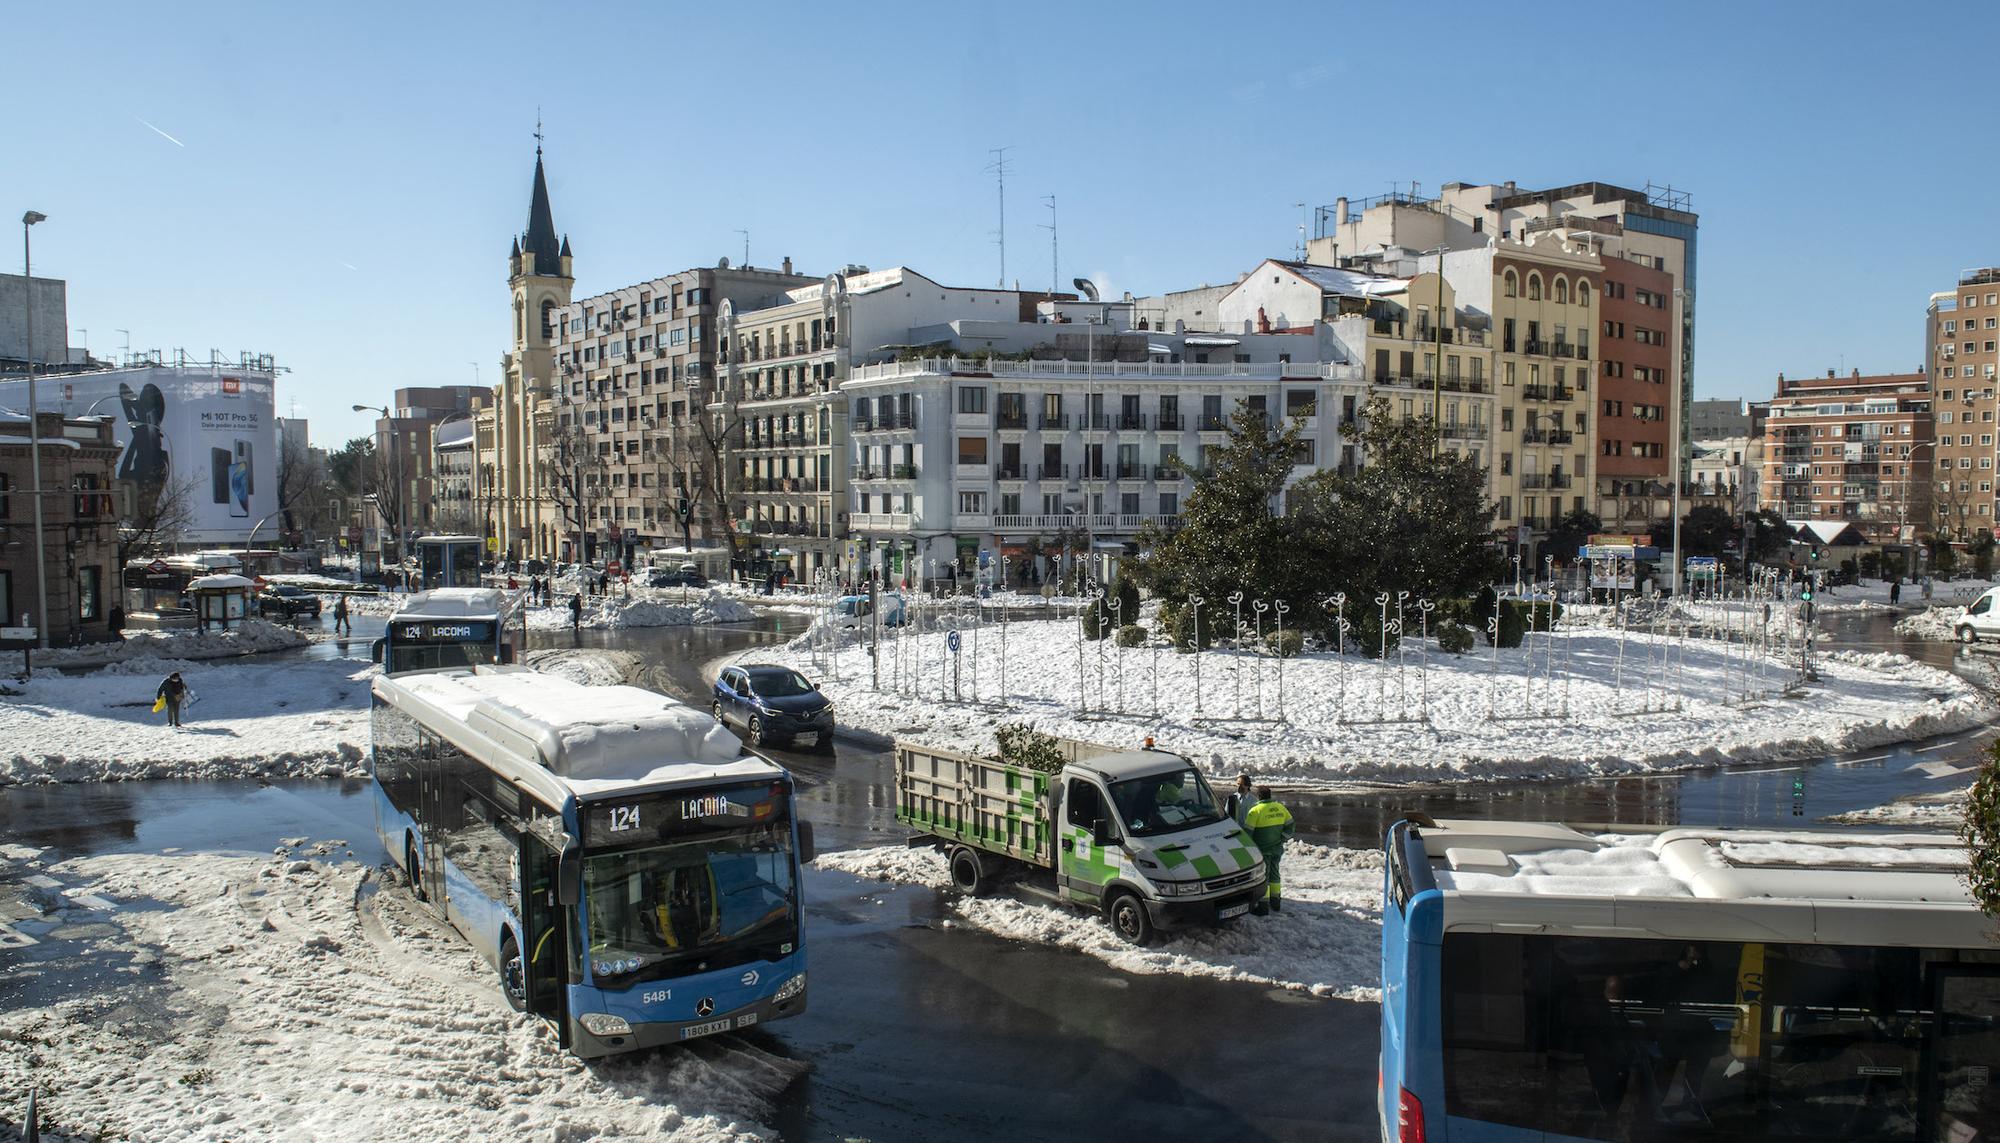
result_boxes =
[22,211,50,648]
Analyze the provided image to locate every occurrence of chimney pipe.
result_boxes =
[1335,197,1349,226]
[782,256,793,275]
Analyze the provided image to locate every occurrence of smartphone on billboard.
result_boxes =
[211,447,232,505]
[229,440,251,517]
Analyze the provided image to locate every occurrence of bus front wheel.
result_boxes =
[500,934,527,1012]
[405,836,427,902]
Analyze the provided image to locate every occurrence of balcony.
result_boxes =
[1117,413,1150,431]
[1524,339,1549,356]
[1434,377,1490,394]
[1038,463,1069,480]
[1082,413,1112,432]
[850,511,912,532]
[995,466,1024,480]
[854,411,916,432]
[988,512,1182,533]
[1153,464,1183,480]
[1551,387,1576,402]
[1197,414,1229,432]
[1522,473,1576,490]
[893,463,918,479]
[1078,466,1110,483]
[1522,429,1575,445]
[1522,384,1550,401]
[996,412,1028,430]
[1116,463,1147,480]
[1441,423,1488,440]
[1038,412,1070,430]
[1553,341,1575,358]
[1157,413,1185,431]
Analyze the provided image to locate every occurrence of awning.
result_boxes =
[1147,343,1172,354]
[1091,540,1127,551]
[1183,335,1240,347]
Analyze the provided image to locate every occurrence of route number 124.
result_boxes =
[608,805,642,832]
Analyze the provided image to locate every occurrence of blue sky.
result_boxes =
[9,1,1997,448]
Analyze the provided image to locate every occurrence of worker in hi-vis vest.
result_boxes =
[1243,785,1295,914]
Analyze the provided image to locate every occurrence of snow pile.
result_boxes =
[0,848,796,1141]
[820,842,1384,1000]
[1895,604,1965,642]
[31,619,309,668]
[266,573,371,592]
[526,590,755,631]
[0,657,373,785]
[524,648,640,687]
[750,617,1996,784]
[318,591,405,617]
[1825,786,1972,827]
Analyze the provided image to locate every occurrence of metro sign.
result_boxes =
[147,559,169,574]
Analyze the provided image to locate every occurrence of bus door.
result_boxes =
[1928,966,2000,1139]
[519,831,571,1044]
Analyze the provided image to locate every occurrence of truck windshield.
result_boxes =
[1109,768,1222,838]
[581,826,796,983]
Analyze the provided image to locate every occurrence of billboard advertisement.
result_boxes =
[0,364,278,544]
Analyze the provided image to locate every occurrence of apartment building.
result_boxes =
[0,413,121,644]
[546,260,816,565]
[844,317,1367,585]
[1927,269,2000,537]
[369,386,483,540]
[1757,370,1931,543]
[718,267,1055,580]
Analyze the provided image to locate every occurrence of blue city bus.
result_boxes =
[415,534,485,589]
[371,666,814,1055]
[375,587,518,674]
[1380,817,2000,1142]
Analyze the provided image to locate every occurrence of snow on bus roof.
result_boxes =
[1424,819,1971,906]
[382,668,779,791]
[391,587,508,619]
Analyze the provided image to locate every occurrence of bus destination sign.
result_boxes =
[583,781,785,847]
[389,620,496,644]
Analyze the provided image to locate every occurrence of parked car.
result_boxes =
[833,592,906,629]
[1956,586,2000,644]
[257,584,323,620]
[713,663,835,750]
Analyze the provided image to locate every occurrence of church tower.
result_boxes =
[496,136,574,560]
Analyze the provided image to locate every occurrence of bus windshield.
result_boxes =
[581,826,796,983]
[387,642,499,673]
[1109,768,1222,837]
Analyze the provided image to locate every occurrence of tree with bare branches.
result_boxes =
[118,474,199,565]
[539,409,608,563]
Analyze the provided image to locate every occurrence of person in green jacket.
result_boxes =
[1243,785,1294,915]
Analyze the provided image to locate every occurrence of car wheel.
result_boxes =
[1960,626,1979,645]
[747,715,765,747]
[500,933,527,1012]
[1106,890,1155,946]
[949,847,990,896]
[711,700,726,724]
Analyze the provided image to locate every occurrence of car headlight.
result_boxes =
[773,972,807,1002]
[819,703,834,716]
[578,1012,632,1037]
[1156,879,1203,897]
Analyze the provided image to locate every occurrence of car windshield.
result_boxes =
[1108,767,1223,838]
[581,826,796,983]
[747,670,815,697]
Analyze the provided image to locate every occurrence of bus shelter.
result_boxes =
[187,573,254,632]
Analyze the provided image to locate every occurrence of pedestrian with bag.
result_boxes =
[1243,785,1295,915]
[155,671,192,729]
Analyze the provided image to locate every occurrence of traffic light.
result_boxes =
[1810,548,1822,562]
[1799,581,1814,603]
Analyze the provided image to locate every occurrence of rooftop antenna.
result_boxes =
[470,360,481,387]
[534,108,543,154]
[1294,202,1307,259]
[1040,195,1057,304]
[116,329,129,366]
[985,146,1012,288]
[734,229,749,268]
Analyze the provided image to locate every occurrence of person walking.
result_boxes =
[1243,785,1295,915]
[569,592,583,631]
[332,594,351,636]
[155,671,191,729]
[1889,578,1901,605]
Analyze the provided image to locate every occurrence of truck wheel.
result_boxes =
[949,847,991,896]
[1960,626,1979,645]
[1106,891,1156,946]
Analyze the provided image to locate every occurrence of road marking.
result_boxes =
[0,922,36,948]
[1908,760,1971,779]
[64,892,117,911]
[24,875,60,890]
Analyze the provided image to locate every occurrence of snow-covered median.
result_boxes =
[759,618,1997,784]
[30,619,308,668]
[1896,604,1966,642]
[0,656,373,785]
[0,847,795,1141]
[1823,785,1972,828]
[819,842,1384,1000]
[526,589,756,632]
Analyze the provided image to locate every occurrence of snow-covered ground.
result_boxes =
[1896,604,1966,642]
[0,845,795,1141]
[755,617,1995,784]
[819,841,1385,1000]
[525,589,756,632]
[1823,785,1973,827]
[316,591,406,617]
[30,619,309,669]
[0,655,373,786]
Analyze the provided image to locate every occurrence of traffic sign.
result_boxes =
[946,630,961,653]
[606,560,624,578]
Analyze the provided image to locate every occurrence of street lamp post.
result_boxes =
[22,211,50,648]
[1899,439,1935,579]
[528,386,586,568]
[1422,244,1449,458]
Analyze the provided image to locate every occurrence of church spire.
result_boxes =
[520,125,565,278]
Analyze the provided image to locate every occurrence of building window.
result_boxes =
[1527,273,1543,301]
[1503,270,1517,297]
[958,386,987,414]
[958,491,985,514]
[1576,280,1590,308]
[1553,277,1569,305]
[78,567,100,621]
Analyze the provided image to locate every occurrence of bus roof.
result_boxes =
[414,534,481,544]
[1412,818,1989,948]
[391,587,507,619]
[372,667,781,804]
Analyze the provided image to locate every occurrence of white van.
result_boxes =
[1956,585,2000,643]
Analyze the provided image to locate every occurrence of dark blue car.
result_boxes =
[712,663,835,751]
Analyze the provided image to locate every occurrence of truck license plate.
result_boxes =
[680,1018,734,1040]
[1219,903,1250,921]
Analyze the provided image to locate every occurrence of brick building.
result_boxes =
[1757,370,1931,543]
[1926,269,2000,538]
[0,412,121,644]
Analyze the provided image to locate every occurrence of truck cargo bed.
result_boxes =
[896,742,1054,868]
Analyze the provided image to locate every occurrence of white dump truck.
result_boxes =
[895,739,1266,945]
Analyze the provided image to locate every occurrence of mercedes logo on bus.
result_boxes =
[696,997,714,1017]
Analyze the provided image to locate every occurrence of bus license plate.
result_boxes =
[680,1018,734,1041]
[1219,902,1250,920]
